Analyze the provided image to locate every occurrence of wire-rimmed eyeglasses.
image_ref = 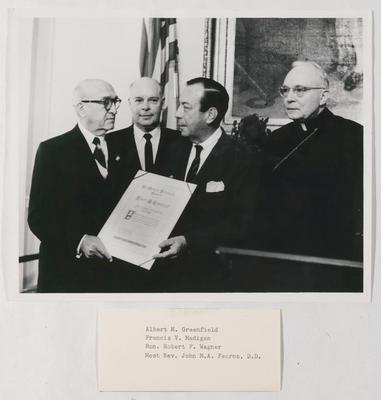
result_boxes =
[81,97,122,111]
[279,85,326,98]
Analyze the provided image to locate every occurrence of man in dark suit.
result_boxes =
[153,77,257,291]
[100,77,186,292]
[28,79,123,292]
[106,77,182,202]
[256,61,363,261]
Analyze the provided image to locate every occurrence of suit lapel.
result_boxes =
[155,128,169,167]
[68,126,105,182]
[193,132,229,184]
[125,125,142,171]
[177,142,192,180]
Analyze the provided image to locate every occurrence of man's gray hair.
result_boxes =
[292,61,330,89]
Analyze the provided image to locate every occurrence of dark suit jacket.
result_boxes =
[93,125,186,292]
[173,132,258,252]
[255,108,363,261]
[106,125,182,202]
[28,125,121,292]
[151,131,259,291]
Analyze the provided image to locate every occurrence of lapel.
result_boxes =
[67,125,105,183]
[152,127,171,175]
[125,125,142,171]
[151,127,191,178]
[177,141,193,180]
[108,125,142,172]
[155,128,170,167]
[192,131,230,184]
[152,127,173,176]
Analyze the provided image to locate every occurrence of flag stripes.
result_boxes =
[139,18,161,77]
[140,18,179,129]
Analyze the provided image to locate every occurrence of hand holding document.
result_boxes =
[79,235,113,262]
[98,171,196,269]
[154,235,187,259]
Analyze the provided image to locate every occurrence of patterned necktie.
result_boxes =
[92,137,106,168]
[186,144,203,182]
[144,133,154,172]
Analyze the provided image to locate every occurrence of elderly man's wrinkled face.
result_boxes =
[281,66,328,121]
[80,81,118,135]
[129,78,163,131]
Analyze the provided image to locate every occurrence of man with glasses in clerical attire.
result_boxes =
[255,61,363,261]
[28,79,123,292]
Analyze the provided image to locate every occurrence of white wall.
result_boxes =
[47,17,205,136]
[177,18,205,85]
[9,16,37,290]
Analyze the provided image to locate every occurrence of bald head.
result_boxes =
[129,77,164,131]
[286,61,330,89]
[73,79,116,105]
[73,79,118,135]
[129,77,163,98]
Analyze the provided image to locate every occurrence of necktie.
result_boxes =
[92,137,106,168]
[186,145,203,183]
[144,133,154,172]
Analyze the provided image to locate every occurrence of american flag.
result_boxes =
[140,18,179,129]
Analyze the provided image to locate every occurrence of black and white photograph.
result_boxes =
[1,2,380,400]
[12,14,370,294]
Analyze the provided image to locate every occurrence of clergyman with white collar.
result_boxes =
[256,61,363,261]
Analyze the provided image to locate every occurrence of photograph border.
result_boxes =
[1,8,374,303]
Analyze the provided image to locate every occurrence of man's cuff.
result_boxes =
[76,234,87,259]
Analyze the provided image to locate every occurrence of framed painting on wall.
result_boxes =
[204,17,364,128]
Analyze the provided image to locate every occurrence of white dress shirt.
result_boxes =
[76,123,110,257]
[78,122,109,179]
[185,127,222,178]
[133,124,161,170]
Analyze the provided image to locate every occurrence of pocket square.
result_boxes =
[206,181,225,193]
[115,155,121,161]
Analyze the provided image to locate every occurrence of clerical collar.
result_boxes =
[300,107,329,132]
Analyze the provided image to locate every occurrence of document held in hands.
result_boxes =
[98,170,196,270]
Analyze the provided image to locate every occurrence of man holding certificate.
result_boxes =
[152,77,258,291]
[99,77,187,292]
[28,79,122,292]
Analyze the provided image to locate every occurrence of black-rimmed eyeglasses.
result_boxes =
[81,97,122,111]
[279,85,326,98]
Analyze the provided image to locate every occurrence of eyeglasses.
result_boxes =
[81,97,122,111]
[279,85,326,98]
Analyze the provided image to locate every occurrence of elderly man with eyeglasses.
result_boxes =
[254,61,363,262]
[28,79,125,292]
